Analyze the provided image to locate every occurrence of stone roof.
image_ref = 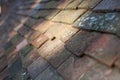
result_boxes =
[0,0,120,80]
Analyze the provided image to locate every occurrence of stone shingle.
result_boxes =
[66,31,101,56]
[80,63,120,80]
[78,0,102,9]
[44,23,78,42]
[27,57,49,79]
[85,34,120,66]
[35,66,63,80]
[74,12,120,37]
[94,0,120,12]
[57,55,96,80]
[52,9,86,24]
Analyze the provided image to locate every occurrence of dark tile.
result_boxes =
[85,34,120,66]
[27,57,49,79]
[35,66,63,80]
[66,31,101,56]
[94,0,120,11]
[74,12,120,37]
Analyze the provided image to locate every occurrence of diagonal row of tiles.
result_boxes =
[1,0,120,80]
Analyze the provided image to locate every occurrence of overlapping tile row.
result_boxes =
[1,0,120,80]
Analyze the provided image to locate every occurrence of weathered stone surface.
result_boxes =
[0,55,7,72]
[94,0,120,11]
[31,10,60,19]
[114,56,120,69]
[85,34,120,66]
[74,12,120,36]
[8,58,22,77]
[22,49,40,67]
[44,23,78,42]
[16,39,28,51]
[0,68,9,80]
[57,0,73,9]
[27,57,49,79]
[31,34,48,48]
[18,26,33,38]
[66,0,83,9]
[52,9,86,24]
[46,48,71,68]
[57,55,96,80]
[66,31,101,56]
[10,34,23,46]
[35,66,63,80]
[80,63,120,80]
[38,39,64,58]
[78,0,102,9]
[19,45,33,57]
[33,20,53,33]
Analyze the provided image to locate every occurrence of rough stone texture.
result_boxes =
[115,57,120,69]
[31,34,48,48]
[74,12,120,37]
[80,63,120,80]
[57,0,73,9]
[22,49,40,67]
[44,23,78,42]
[35,66,63,80]
[38,39,65,58]
[85,34,120,66]
[8,58,22,77]
[0,68,9,80]
[33,20,54,33]
[27,57,49,79]
[57,55,96,80]
[94,0,120,11]
[66,31,101,56]
[19,45,33,57]
[46,48,71,68]
[66,0,83,9]
[52,9,86,24]
[31,10,60,19]
[78,0,102,9]
[0,55,7,72]
[16,39,28,51]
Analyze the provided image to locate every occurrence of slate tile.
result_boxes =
[85,34,120,66]
[66,30,101,56]
[78,0,102,9]
[27,57,49,79]
[0,55,7,72]
[115,58,120,69]
[19,44,33,57]
[38,39,65,58]
[74,12,120,37]
[35,66,63,80]
[32,10,60,19]
[46,47,71,68]
[34,20,56,33]
[57,55,96,80]
[80,63,120,80]
[27,30,41,42]
[25,18,39,28]
[94,0,120,12]
[0,68,9,80]
[10,34,23,46]
[57,0,73,9]
[22,49,40,67]
[66,0,83,9]
[31,34,48,48]
[16,39,28,51]
[8,58,22,77]
[7,50,19,66]
[52,9,86,24]
[44,23,78,42]
[18,26,33,38]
